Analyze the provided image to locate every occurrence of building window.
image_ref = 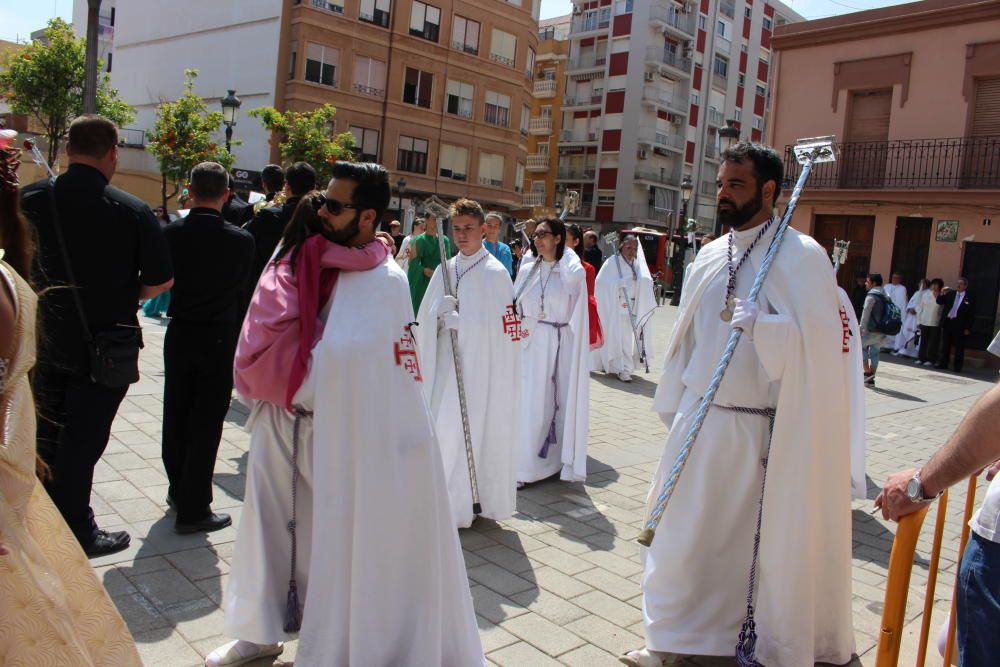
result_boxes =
[734,108,742,121]
[526,47,536,78]
[452,15,480,55]
[490,28,517,68]
[755,83,766,97]
[759,48,770,64]
[446,80,474,119]
[305,43,338,87]
[409,1,440,42]
[359,0,390,27]
[744,5,752,17]
[716,19,729,38]
[741,43,748,53]
[738,73,745,86]
[615,0,633,15]
[691,92,700,105]
[106,52,113,73]
[353,56,386,97]
[713,54,729,79]
[350,126,380,162]
[762,16,772,30]
[484,90,511,127]
[403,67,432,108]
[698,14,707,29]
[752,116,762,130]
[397,135,428,173]
[520,104,530,135]
[478,152,504,187]
[515,163,525,192]
[310,0,345,14]
[439,144,468,181]
[288,43,297,79]
[597,193,615,206]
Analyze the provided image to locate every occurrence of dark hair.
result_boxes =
[721,141,784,206]
[274,191,325,270]
[189,162,230,200]
[565,223,583,246]
[286,162,317,196]
[450,198,485,224]
[261,164,285,193]
[958,276,969,285]
[534,216,566,260]
[930,278,944,289]
[330,161,390,225]
[67,114,118,158]
[868,272,884,286]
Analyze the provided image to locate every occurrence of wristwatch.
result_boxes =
[905,471,938,503]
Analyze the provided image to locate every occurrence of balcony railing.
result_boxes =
[490,52,516,68]
[478,176,504,187]
[451,40,478,55]
[720,0,736,18]
[707,107,725,127]
[527,154,549,170]
[638,127,685,151]
[565,94,603,107]
[533,79,557,96]
[567,54,607,71]
[570,14,611,34]
[715,35,732,53]
[529,117,553,134]
[556,166,597,180]
[635,164,683,185]
[645,47,693,74]
[631,204,674,225]
[310,0,345,13]
[559,129,601,143]
[353,83,385,97]
[523,192,546,207]
[782,137,1000,190]
[566,205,594,219]
[118,128,145,148]
[649,5,696,36]
[641,87,688,114]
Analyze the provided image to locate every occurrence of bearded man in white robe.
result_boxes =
[592,235,657,382]
[623,143,858,667]
[415,198,520,529]
[883,273,908,350]
[285,163,482,667]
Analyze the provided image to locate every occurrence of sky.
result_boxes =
[0,0,916,42]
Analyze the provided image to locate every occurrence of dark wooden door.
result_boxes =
[889,217,932,295]
[961,242,1000,350]
[813,214,875,291]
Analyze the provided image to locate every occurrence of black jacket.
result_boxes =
[936,290,975,330]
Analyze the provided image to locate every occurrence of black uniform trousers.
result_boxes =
[938,319,968,372]
[162,319,239,523]
[34,369,129,547]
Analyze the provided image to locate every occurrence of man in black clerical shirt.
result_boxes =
[162,162,254,533]
[21,114,174,557]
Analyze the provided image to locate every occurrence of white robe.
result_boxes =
[294,257,485,667]
[837,287,868,500]
[591,252,657,375]
[642,223,857,667]
[513,251,590,484]
[415,248,521,528]
[894,288,925,358]
[883,282,908,349]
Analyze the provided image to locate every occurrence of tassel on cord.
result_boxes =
[735,605,761,667]
[284,577,302,632]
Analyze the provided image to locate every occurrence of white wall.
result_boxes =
[74,0,281,172]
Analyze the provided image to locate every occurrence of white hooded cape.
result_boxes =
[513,250,590,483]
[294,257,485,667]
[591,245,657,375]
[415,249,521,528]
[645,226,857,667]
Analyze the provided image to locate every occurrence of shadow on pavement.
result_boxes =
[591,370,658,398]
[867,385,927,402]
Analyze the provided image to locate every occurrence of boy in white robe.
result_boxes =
[623,143,858,667]
[591,235,657,382]
[415,198,520,528]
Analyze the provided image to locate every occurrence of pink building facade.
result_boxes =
[769,0,1000,351]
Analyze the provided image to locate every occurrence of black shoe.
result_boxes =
[174,512,232,534]
[864,373,875,386]
[84,530,131,558]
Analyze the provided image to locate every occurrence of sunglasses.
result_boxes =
[313,195,358,216]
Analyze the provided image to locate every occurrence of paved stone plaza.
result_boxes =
[87,304,996,666]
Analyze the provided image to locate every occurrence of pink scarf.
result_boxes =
[234,236,388,409]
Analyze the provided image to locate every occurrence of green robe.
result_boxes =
[407,232,453,313]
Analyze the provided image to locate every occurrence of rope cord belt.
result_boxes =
[284,407,312,633]
[537,320,569,458]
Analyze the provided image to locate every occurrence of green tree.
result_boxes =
[0,18,134,166]
[248,104,355,184]
[146,69,235,211]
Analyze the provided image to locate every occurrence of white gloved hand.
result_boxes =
[441,310,460,331]
[435,295,458,318]
[731,298,759,340]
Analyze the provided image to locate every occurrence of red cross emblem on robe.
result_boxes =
[394,325,423,381]
[503,305,528,341]
[839,305,851,354]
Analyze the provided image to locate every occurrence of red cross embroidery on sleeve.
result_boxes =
[394,325,423,381]
[839,305,851,354]
[503,305,529,341]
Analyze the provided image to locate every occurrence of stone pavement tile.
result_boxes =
[114,496,167,523]
[93,479,145,502]
[122,465,170,488]
[95,565,138,597]
[570,590,641,628]
[114,429,157,446]
[542,515,603,540]
[93,460,124,483]
[112,590,172,635]
[524,565,595,599]
[477,615,521,653]
[509,588,590,626]
[575,566,640,602]
[132,627,205,667]
[130,568,206,610]
[476,543,535,574]
[500,513,556,536]
[558,643,620,666]
[130,441,163,460]
[488,641,565,666]
[193,573,229,606]
[565,615,644,656]
[464,548,489,569]
[479,526,549,553]
[503,611,587,656]
[533,528,596,555]
[461,528,501,550]
[164,598,227,642]
[104,450,150,471]
[165,546,230,581]
[470,584,530,625]
[578,548,643,578]
[468,562,536,597]
[528,546,595,575]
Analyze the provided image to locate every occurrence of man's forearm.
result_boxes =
[921,383,1000,496]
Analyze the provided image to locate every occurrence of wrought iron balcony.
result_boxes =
[782,137,1000,190]
[649,4,696,36]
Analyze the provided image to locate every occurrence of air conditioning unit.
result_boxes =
[671,115,683,126]
[637,149,649,160]
[644,71,655,82]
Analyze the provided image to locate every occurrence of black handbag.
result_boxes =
[45,180,143,388]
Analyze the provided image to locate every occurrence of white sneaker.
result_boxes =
[617,370,633,382]
[923,361,934,366]
[619,648,675,667]
[205,640,283,667]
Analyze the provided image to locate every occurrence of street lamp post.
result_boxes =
[669,176,693,306]
[395,177,406,231]
[221,89,242,154]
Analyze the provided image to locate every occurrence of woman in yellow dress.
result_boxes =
[0,129,142,666]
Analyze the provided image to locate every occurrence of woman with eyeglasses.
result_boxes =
[513,217,590,485]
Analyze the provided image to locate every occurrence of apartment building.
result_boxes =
[543,0,799,233]
[273,0,539,213]
[769,0,1000,352]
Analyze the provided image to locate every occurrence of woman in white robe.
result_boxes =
[514,217,589,484]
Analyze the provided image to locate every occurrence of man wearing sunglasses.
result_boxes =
[286,163,485,667]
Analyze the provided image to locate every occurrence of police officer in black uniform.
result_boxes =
[161,162,254,533]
